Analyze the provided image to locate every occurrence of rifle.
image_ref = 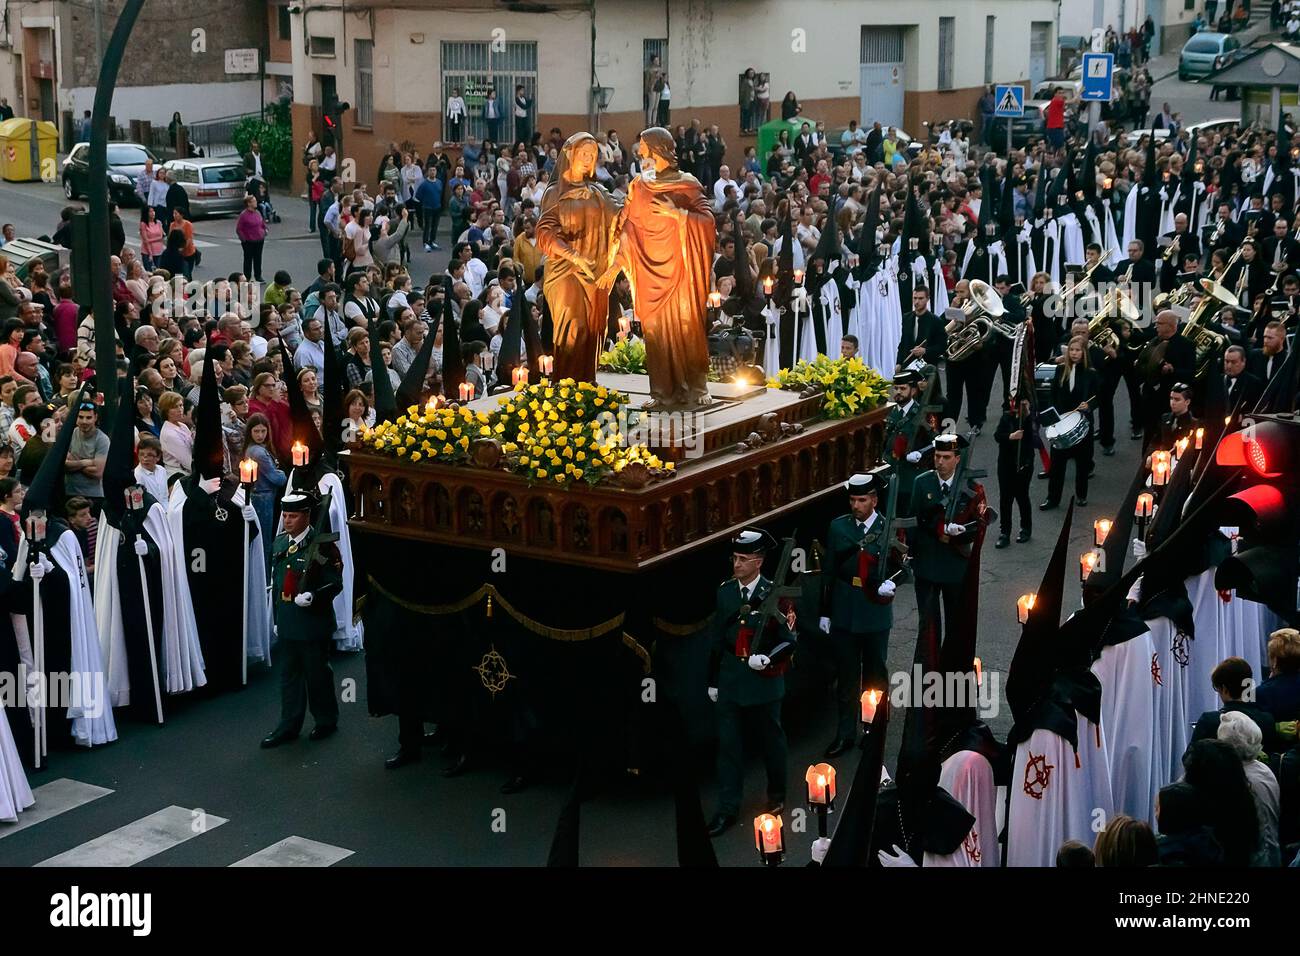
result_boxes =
[939,434,997,558]
[739,534,803,677]
[281,490,341,599]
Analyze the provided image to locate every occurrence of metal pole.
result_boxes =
[89,0,146,425]
[1007,117,1012,157]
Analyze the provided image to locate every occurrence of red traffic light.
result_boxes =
[1215,417,1300,479]
[324,114,335,128]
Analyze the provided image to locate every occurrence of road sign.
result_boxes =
[224,48,260,75]
[1081,52,1115,102]
[994,84,1024,118]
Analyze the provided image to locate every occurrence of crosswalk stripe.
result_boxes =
[229,835,354,867]
[124,236,221,250]
[33,805,228,867]
[0,778,113,840]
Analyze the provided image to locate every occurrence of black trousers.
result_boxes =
[915,577,963,646]
[997,458,1033,535]
[1097,361,1122,447]
[830,626,889,740]
[715,699,787,816]
[276,638,338,735]
[241,239,264,280]
[1046,434,1094,504]
[945,359,984,426]
[422,207,443,246]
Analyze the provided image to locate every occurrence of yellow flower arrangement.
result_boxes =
[771,355,892,420]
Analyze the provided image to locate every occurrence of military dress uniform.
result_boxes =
[823,490,893,747]
[910,447,982,643]
[883,371,933,517]
[265,496,342,745]
[707,531,795,831]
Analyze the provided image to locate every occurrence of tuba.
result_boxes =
[945,280,1007,362]
[1180,278,1235,378]
[1089,287,1142,353]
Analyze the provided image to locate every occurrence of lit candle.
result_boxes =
[793,268,804,285]
[1195,160,1204,174]
[1094,517,1112,547]
[1135,492,1154,521]
[239,457,258,485]
[458,381,474,403]
[973,657,983,685]
[539,355,554,376]
[1194,427,1204,450]
[753,813,784,865]
[425,397,440,415]
[762,275,774,296]
[512,365,529,388]
[125,485,144,512]
[1152,457,1169,486]
[291,441,309,468]
[618,315,631,337]
[1080,550,1100,583]
[1016,593,1036,624]
[707,290,723,309]
[1175,436,1190,460]
[1103,177,1113,190]
[860,688,881,724]
[805,763,837,807]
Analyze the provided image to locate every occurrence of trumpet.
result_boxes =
[1089,288,1142,354]
[1162,233,1182,262]
[1059,249,1115,301]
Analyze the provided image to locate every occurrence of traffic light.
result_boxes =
[322,99,350,150]
[1214,413,1300,623]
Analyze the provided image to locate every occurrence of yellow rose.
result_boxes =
[575,451,586,462]
[537,468,548,478]
[572,468,584,479]
[410,451,422,462]
[405,436,416,447]
[442,443,454,455]
[480,426,491,436]
[458,436,470,450]
[434,429,447,441]
[396,446,408,456]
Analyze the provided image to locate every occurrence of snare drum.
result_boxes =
[1045,409,1091,450]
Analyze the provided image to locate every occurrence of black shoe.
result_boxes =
[1039,500,1058,511]
[1102,444,1116,456]
[1038,470,1049,479]
[1131,428,1143,440]
[1017,528,1032,543]
[1076,498,1088,506]
[500,775,529,794]
[385,749,422,770]
[442,753,471,777]
[824,737,854,758]
[309,724,337,741]
[707,813,738,838]
[260,730,297,749]
[995,533,1011,549]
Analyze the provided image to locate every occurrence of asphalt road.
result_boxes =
[0,174,1148,867]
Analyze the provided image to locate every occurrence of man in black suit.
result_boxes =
[1223,238,1271,310]
[1157,214,1201,294]
[895,286,947,371]
[1263,215,1300,281]
[1223,344,1264,415]
[1137,309,1197,449]
[1248,320,1290,384]
[793,121,816,160]
[1201,201,1243,257]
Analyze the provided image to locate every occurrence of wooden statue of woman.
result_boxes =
[600,127,715,408]
[535,132,620,384]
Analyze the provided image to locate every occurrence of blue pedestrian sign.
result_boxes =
[1080,52,1115,102]
[993,84,1024,118]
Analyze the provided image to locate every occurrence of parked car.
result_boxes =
[61,141,158,206]
[1008,101,1049,148]
[1179,32,1240,81]
[163,157,248,218]
[1185,117,1239,139]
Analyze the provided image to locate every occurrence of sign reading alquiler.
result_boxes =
[225,48,260,75]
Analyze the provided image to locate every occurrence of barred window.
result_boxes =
[355,40,374,128]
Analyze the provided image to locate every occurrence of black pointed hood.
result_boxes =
[321,311,347,465]
[777,206,796,368]
[21,384,90,526]
[731,209,755,303]
[396,297,443,411]
[102,377,143,528]
[190,341,225,485]
[440,293,466,397]
[820,696,891,867]
[285,343,325,467]
[368,311,398,424]
[1032,167,1048,220]
[855,184,883,278]
[810,204,840,274]
[998,168,1017,237]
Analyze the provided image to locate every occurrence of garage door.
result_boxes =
[860,26,904,130]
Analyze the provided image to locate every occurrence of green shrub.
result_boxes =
[231,113,292,183]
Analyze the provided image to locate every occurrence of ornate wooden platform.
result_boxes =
[344,375,889,572]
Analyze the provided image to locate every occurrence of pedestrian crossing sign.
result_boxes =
[994,84,1024,118]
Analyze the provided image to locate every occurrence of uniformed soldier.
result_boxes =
[818,473,896,758]
[910,434,987,643]
[705,528,797,838]
[883,369,933,517]
[261,493,343,748]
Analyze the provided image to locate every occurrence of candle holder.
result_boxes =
[291,441,309,468]
[25,508,46,544]
[125,484,145,512]
[1094,517,1112,547]
[1080,550,1100,583]
[1016,593,1036,624]
[762,276,774,297]
[618,315,631,338]
[859,688,881,727]
[973,657,983,685]
[753,813,785,866]
[805,763,837,838]
[239,457,258,487]
[512,366,529,388]
[707,290,723,309]
[425,397,441,416]
[793,268,804,285]
[1174,436,1189,460]
[1151,451,1170,487]
[1194,427,1204,450]
[1135,492,1154,537]
[458,381,475,403]
[539,355,555,376]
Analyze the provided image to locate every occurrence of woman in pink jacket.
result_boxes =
[236,194,269,282]
[138,206,165,270]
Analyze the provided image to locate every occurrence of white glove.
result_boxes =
[132,538,148,557]
[27,561,44,582]
[811,837,831,865]
[707,687,719,703]
[818,616,831,634]
[1132,538,1147,559]
[199,476,222,494]
[747,653,770,672]
[905,451,922,464]
[944,522,966,536]
[241,504,257,522]
[293,592,314,608]
[878,844,918,867]
[877,580,896,598]
[38,554,53,574]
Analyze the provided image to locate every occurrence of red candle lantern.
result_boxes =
[1094,518,1112,546]
[1017,593,1036,624]
[291,441,309,468]
[239,457,258,485]
[753,813,784,866]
